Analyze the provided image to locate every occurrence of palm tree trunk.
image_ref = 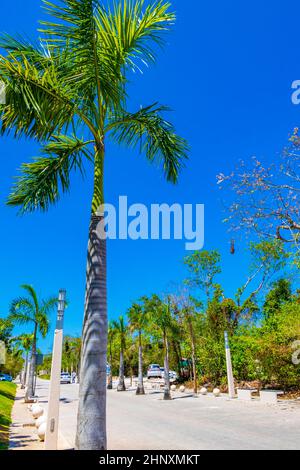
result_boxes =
[163,331,171,400]
[117,349,126,391]
[188,320,197,394]
[172,339,182,379]
[136,330,145,395]
[21,352,28,389]
[75,213,108,450]
[107,339,113,390]
[25,325,37,402]
[76,146,108,450]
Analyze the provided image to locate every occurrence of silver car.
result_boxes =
[60,373,71,384]
[147,364,162,379]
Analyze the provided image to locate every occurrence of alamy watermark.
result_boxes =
[0,81,6,105]
[96,196,204,250]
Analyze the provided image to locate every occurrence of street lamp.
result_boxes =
[45,289,66,450]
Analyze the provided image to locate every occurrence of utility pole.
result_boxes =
[45,289,66,450]
[224,331,235,399]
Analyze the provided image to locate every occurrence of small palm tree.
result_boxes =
[107,323,115,390]
[13,333,34,389]
[128,302,148,395]
[1,0,188,448]
[112,316,127,392]
[9,285,57,401]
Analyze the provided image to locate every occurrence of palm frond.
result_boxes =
[9,298,35,325]
[40,0,125,107]
[7,135,92,212]
[0,50,81,140]
[20,284,39,313]
[36,311,51,338]
[107,103,188,183]
[13,333,34,351]
[0,35,52,66]
[40,297,58,317]
[97,0,175,73]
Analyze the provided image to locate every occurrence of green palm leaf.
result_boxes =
[9,298,35,325]
[40,0,125,108]
[7,135,92,212]
[0,51,80,140]
[97,0,175,73]
[107,103,188,183]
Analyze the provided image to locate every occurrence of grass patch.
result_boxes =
[0,382,16,450]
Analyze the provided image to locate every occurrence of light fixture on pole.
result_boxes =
[224,331,235,399]
[45,289,66,450]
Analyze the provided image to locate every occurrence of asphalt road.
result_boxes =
[35,379,300,450]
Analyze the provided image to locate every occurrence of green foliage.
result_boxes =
[263,278,292,322]
[108,104,188,183]
[184,250,221,298]
[1,352,24,379]
[1,0,188,215]
[0,318,13,346]
[0,382,16,450]
[7,135,92,212]
[115,247,300,391]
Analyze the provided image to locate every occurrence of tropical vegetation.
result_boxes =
[8,285,57,401]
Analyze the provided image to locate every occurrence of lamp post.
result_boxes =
[45,289,66,450]
[224,331,235,399]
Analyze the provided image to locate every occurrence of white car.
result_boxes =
[60,373,71,384]
[169,370,178,381]
[147,364,162,379]
[160,368,178,381]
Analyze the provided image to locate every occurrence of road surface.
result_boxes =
[35,379,300,450]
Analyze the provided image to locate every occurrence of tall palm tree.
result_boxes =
[107,322,115,390]
[8,285,57,401]
[146,295,172,400]
[13,333,34,389]
[112,316,127,392]
[128,302,148,395]
[0,0,188,449]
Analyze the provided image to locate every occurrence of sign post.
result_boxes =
[224,331,235,399]
[45,289,66,450]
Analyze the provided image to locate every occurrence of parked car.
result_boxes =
[160,368,178,381]
[60,373,71,384]
[0,373,12,382]
[147,364,162,379]
[169,370,178,381]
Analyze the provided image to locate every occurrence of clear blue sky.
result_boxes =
[0,0,299,353]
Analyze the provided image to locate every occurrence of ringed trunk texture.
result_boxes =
[163,333,171,400]
[136,331,145,395]
[21,352,28,389]
[107,341,113,390]
[25,326,37,401]
[117,350,126,391]
[75,214,108,450]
